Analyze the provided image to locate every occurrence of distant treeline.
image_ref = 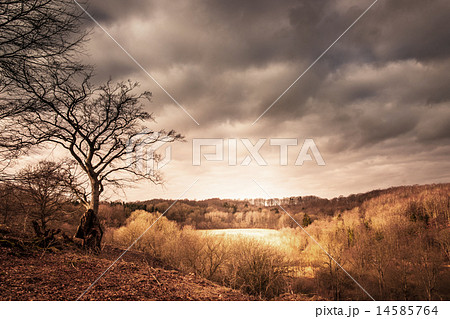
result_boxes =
[97,184,450,230]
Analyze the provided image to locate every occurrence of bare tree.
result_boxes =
[0,0,88,161]
[11,71,182,250]
[16,161,74,232]
[412,232,444,301]
[0,1,181,251]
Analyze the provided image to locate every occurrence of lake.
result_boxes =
[199,228,284,246]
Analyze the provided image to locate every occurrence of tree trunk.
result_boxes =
[75,179,103,253]
[90,179,100,213]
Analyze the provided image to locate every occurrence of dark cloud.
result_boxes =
[76,0,450,198]
[83,0,450,67]
[84,0,157,24]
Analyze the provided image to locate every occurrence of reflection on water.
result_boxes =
[199,228,283,246]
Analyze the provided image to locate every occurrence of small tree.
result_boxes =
[302,213,312,227]
[17,161,73,232]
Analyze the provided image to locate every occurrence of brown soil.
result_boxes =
[0,244,254,301]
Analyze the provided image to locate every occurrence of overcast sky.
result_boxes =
[74,0,450,201]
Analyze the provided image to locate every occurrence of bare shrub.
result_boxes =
[110,210,180,259]
[174,229,230,281]
[224,238,289,299]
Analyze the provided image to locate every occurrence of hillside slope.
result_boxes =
[0,244,253,301]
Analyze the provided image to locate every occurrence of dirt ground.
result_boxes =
[0,244,254,301]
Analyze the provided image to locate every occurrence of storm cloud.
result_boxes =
[77,0,450,200]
